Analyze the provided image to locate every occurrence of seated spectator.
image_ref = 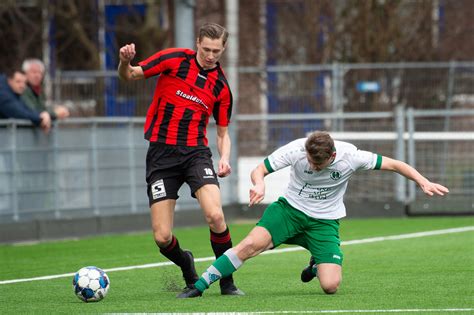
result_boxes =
[21,58,70,120]
[0,69,51,133]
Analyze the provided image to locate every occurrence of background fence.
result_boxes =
[0,62,472,232]
[236,108,473,216]
[0,108,472,224]
[52,62,474,118]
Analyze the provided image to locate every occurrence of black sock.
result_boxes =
[158,235,186,267]
[210,227,234,286]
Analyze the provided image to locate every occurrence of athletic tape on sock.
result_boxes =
[224,248,243,269]
[202,265,222,286]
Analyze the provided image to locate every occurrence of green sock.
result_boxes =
[195,254,238,292]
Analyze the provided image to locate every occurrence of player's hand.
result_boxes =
[419,181,449,196]
[249,184,265,207]
[119,43,136,63]
[217,159,232,178]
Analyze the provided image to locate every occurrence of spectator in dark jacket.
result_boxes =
[0,69,51,133]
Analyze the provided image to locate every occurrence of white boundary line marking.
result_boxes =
[141,309,474,314]
[1,226,473,285]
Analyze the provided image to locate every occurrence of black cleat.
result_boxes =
[300,256,317,283]
[182,250,199,288]
[176,287,202,298]
[220,282,245,296]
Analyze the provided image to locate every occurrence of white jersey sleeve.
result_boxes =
[344,148,382,171]
[264,138,306,173]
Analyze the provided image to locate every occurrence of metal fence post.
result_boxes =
[10,122,19,222]
[128,119,137,213]
[406,107,416,203]
[444,60,456,131]
[331,63,345,131]
[54,70,61,103]
[440,61,456,183]
[331,63,339,130]
[91,121,100,216]
[395,105,406,203]
[52,121,60,219]
[338,64,346,131]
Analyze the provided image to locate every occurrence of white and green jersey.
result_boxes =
[264,138,382,220]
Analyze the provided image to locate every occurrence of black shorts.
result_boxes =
[145,143,219,206]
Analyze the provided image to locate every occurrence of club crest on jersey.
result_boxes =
[330,171,341,180]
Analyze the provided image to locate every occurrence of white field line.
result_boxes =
[138,309,474,314]
[1,226,473,285]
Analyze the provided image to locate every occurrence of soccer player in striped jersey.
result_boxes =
[178,131,449,298]
[118,23,243,296]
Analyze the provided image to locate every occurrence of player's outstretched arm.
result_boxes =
[380,156,449,196]
[249,163,269,206]
[118,43,144,81]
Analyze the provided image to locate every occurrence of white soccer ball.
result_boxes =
[72,266,110,302]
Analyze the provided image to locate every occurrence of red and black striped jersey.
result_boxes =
[138,48,233,147]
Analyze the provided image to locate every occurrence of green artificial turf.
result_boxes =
[0,216,473,314]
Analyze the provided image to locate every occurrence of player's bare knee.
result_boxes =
[322,285,338,294]
[153,232,172,247]
[323,288,338,295]
[320,279,340,295]
[205,210,225,227]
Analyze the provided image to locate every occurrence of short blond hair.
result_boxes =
[198,23,229,45]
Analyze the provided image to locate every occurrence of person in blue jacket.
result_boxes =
[0,69,51,133]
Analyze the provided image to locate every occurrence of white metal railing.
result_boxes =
[0,108,473,222]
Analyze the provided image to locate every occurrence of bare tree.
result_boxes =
[0,2,42,71]
[52,1,101,70]
[113,0,171,64]
[1,0,471,118]
[0,1,171,72]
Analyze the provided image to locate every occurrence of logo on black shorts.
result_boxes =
[203,168,214,179]
[151,179,166,199]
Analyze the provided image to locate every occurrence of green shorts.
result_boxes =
[256,197,343,265]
